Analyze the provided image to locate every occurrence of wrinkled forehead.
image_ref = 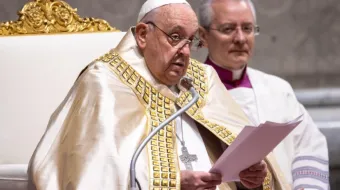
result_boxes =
[157,4,198,33]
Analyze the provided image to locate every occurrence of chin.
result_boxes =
[166,73,184,85]
[227,62,245,70]
[161,77,180,86]
[230,59,247,69]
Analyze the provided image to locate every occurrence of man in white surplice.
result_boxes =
[198,0,330,189]
[27,0,280,190]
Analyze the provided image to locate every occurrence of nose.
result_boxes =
[233,29,246,44]
[178,42,191,57]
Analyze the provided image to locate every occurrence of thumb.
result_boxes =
[202,172,221,182]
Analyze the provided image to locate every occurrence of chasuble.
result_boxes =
[28,28,289,190]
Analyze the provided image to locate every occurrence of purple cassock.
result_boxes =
[204,57,252,90]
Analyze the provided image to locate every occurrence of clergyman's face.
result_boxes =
[200,0,256,70]
[139,4,198,86]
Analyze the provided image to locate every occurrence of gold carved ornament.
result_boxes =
[0,0,119,36]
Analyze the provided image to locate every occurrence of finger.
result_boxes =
[241,178,262,189]
[240,176,264,185]
[199,179,221,188]
[209,179,222,186]
[249,161,266,171]
[196,180,216,190]
[196,179,210,188]
[204,186,217,190]
[240,169,267,178]
[199,178,221,189]
[200,182,219,190]
[240,178,256,189]
[201,172,222,182]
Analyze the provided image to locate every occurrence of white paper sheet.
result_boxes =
[210,115,303,182]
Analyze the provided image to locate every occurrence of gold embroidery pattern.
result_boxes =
[99,52,179,190]
[263,171,273,190]
[177,60,236,145]
[98,52,272,189]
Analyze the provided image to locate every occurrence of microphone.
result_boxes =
[129,77,200,190]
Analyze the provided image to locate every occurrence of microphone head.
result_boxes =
[177,76,193,92]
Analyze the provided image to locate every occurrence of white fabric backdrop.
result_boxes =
[0,32,126,164]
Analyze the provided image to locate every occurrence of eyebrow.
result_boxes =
[168,25,184,32]
[219,21,254,26]
[169,25,198,39]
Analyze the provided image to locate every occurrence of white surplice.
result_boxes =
[229,67,330,190]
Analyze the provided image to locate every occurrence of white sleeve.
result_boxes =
[287,97,330,190]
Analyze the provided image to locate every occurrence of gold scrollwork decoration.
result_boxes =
[0,0,119,36]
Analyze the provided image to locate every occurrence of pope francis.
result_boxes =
[28,0,289,190]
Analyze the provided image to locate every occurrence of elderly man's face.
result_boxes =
[200,0,256,70]
[136,4,198,86]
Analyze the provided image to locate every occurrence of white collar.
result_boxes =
[208,56,246,81]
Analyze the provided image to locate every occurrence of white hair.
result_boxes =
[199,0,257,28]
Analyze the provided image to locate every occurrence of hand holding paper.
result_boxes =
[210,115,303,182]
[238,160,268,188]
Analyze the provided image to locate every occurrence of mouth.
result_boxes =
[229,50,248,54]
[172,62,185,67]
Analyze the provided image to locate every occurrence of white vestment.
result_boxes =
[175,114,213,172]
[29,28,292,190]
[229,67,330,190]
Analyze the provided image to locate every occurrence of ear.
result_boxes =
[135,23,149,50]
[198,26,209,48]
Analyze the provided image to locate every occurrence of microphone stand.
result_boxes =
[129,78,199,190]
